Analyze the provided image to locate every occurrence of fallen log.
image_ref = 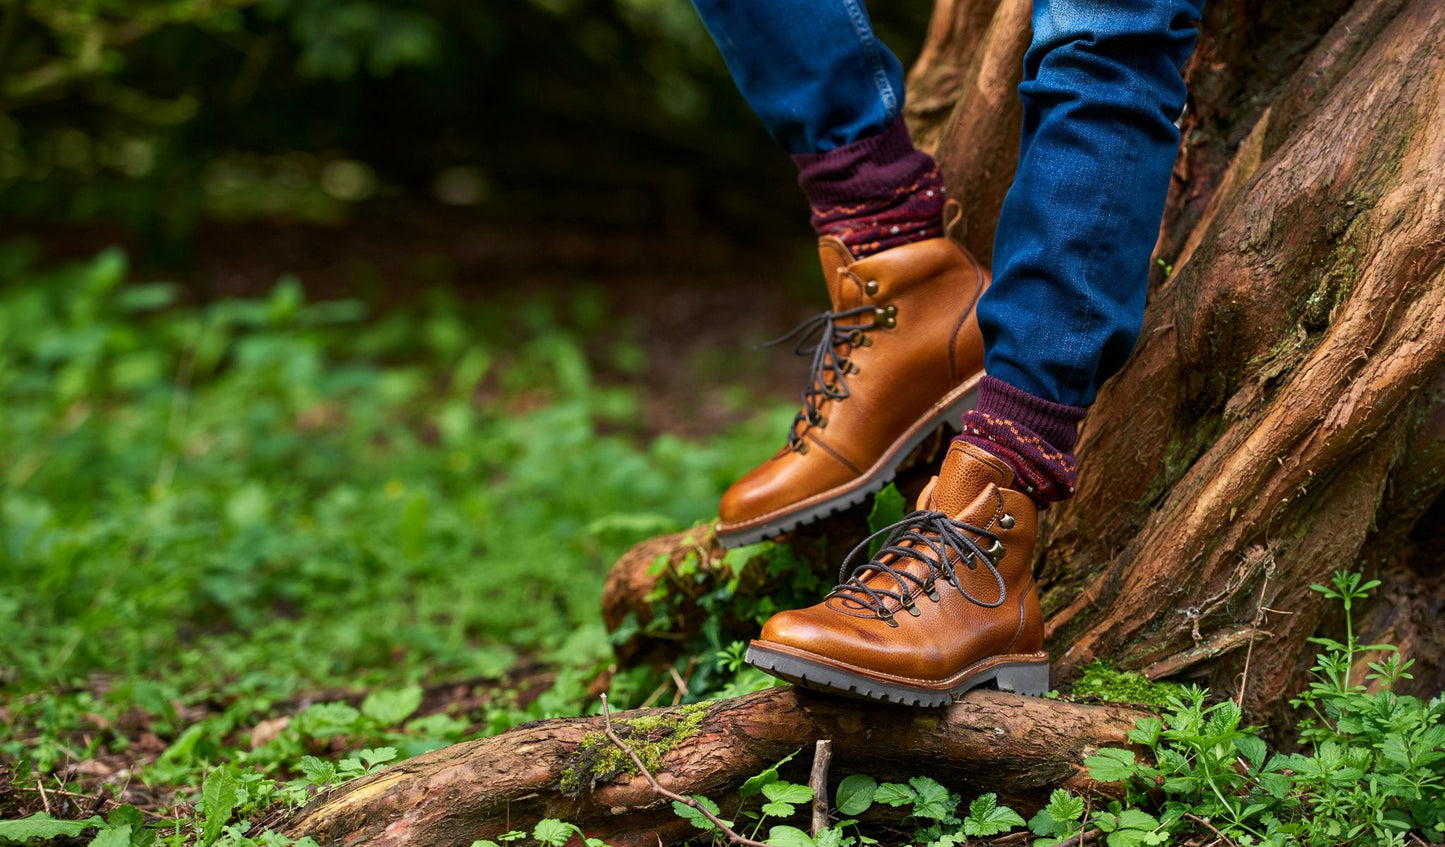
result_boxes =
[285,687,1149,847]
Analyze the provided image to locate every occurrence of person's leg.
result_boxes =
[693,0,990,547]
[960,0,1207,503]
[747,0,1206,704]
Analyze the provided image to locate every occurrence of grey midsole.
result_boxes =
[745,643,1049,708]
[716,385,980,549]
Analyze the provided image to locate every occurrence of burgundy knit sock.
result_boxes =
[955,376,1088,506]
[793,116,946,258]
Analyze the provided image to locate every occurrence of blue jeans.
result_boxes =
[691,0,1205,406]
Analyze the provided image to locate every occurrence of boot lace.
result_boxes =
[759,304,882,451]
[828,510,1006,625]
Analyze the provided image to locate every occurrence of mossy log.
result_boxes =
[285,687,1148,847]
[604,0,1445,725]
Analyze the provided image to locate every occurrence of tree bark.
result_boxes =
[604,0,1445,724]
[286,688,1147,847]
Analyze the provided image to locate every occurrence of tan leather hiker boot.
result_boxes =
[716,232,989,548]
[744,440,1047,706]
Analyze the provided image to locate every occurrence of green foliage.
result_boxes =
[0,246,782,844]
[1082,570,1445,846]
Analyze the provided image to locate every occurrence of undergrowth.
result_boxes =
[0,245,789,844]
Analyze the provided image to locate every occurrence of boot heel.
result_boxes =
[994,661,1049,696]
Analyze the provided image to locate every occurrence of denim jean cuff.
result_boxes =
[791,115,934,208]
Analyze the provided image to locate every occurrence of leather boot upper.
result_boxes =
[754,441,1044,684]
[719,236,988,530]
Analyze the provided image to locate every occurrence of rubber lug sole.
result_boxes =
[745,642,1049,708]
[716,380,980,549]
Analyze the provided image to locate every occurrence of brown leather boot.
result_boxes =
[716,232,989,548]
[744,440,1047,706]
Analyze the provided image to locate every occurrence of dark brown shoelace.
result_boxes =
[758,304,882,452]
[829,510,1006,625]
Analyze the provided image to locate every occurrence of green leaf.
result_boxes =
[89,825,132,847]
[1233,734,1267,771]
[963,793,1025,836]
[766,825,816,847]
[531,819,573,847]
[741,752,797,797]
[202,766,241,847]
[296,702,363,738]
[1086,748,1138,783]
[1045,789,1085,825]
[298,756,339,785]
[762,782,814,805]
[671,796,727,832]
[835,774,877,816]
[357,747,398,770]
[907,776,953,821]
[1116,809,1159,831]
[813,828,844,847]
[761,800,798,818]
[361,685,424,726]
[0,814,103,841]
[874,782,916,807]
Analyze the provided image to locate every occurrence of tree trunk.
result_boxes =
[286,688,1146,847]
[605,0,1445,724]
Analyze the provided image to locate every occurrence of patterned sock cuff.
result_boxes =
[956,376,1088,505]
[792,115,937,209]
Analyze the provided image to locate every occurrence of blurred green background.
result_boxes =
[2,0,933,263]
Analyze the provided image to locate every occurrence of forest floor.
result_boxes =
[0,210,824,840]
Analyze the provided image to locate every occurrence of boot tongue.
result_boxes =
[923,441,1015,517]
[817,237,862,311]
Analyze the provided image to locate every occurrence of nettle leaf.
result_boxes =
[297,702,363,738]
[963,793,1026,836]
[672,796,728,832]
[201,766,241,847]
[1086,748,1138,783]
[874,782,917,807]
[299,755,339,785]
[1233,735,1268,771]
[531,819,573,847]
[1046,789,1085,824]
[361,685,424,727]
[766,824,816,847]
[907,776,953,821]
[0,814,103,841]
[835,774,877,816]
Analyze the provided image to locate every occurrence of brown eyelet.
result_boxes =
[865,280,880,295]
[878,610,899,627]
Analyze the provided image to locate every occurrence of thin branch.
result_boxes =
[1049,828,1101,847]
[808,739,832,837]
[600,694,770,847]
[1185,812,1238,847]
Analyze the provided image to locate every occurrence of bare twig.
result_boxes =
[1185,812,1238,847]
[1050,828,1101,847]
[600,695,770,847]
[35,778,51,814]
[809,739,833,836]
[1235,567,1273,708]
